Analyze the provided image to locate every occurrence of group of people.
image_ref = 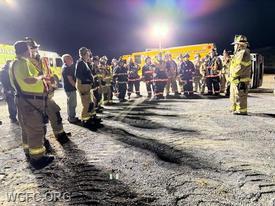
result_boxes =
[0,34,251,170]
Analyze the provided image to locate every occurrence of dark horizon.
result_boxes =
[0,0,274,58]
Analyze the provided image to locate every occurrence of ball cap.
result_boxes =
[14,41,29,55]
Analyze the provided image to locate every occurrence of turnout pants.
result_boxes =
[206,76,220,94]
[77,81,95,121]
[200,77,206,94]
[46,97,64,135]
[16,96,46,159]
[146,81,154,97]
[118,82,127,100]
[154,80,167,98]
[128,80,140,97]
[220,74,229,94]
[230,82,249,113]
[102,84,112,104]
[183,79,194,95]
[193,76,201,93]
[93,87,102,108]
[165,76,178,95]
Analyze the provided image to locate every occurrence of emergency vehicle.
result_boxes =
[121,43,264,89]
[0,43,63,100]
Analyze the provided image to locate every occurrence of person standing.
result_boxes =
[99,56,113,105]
[205,49,223,95]
[61,54,79,123]
[221,50,231,96]
[26,37,70,144]
[0,60,18,123]
[113,59,128,102]
[193,54,203,93]
[9,41,54,169]
[164,53,179,97]
[178,53,195,96]
[75,47,101,126]
[154,54,168,99]
[127,57,141,99]
[91,56,105,112]
[199,56,209,94]
[229,35,252,115]
[142,56,154,98]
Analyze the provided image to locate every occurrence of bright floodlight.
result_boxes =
[2,0,17,9]
[152,23,169,39]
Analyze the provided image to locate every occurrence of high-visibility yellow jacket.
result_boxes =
[9,57,45,94]
[229,48,252,84]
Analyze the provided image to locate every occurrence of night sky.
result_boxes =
[0,0,274,59]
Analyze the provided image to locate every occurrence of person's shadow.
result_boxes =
[32,141,155,205]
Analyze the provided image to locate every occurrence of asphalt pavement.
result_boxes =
[0,84,275,206]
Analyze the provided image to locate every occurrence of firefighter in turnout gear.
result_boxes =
[111,58,118,98]
[26,37,70,145]
[127,57,141,99]
[199,56,209,94]
[113,59,128,102]
[90,56,103,113]
[99,56,113,105]
[142,56,154,98]
[154,54,168,99]
[229,35,252,115]
[179,53,195,96]
[75,47,101,126]
[164,53,179,97]
[205,49,223,95]
[9,41,54,169]
[193,53,203,93]
[221,50,231,96]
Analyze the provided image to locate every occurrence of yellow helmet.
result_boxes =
[231,35,249,45]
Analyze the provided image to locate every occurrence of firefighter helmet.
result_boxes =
[25,37,40,49]
[182,53,190,58]
[231,35,249,45]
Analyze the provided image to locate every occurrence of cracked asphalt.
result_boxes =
[0,84,275,206]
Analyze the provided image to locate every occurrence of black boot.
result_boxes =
[55,132,70,144]
[30,155,54,170]
[92,115,102,123]
[44,138,53,154]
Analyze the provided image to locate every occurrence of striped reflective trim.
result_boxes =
[153,79,168,82]
[90,111,96,115]
[155,92,163,95]
[22,143,29,149]
[116,73,128,76]
[29,146,46,155]
[240,60,252,67]
[206,74,220,77]
[118,82,128,84]
[103,77,112,80]
[128,78,140,81]
[82,116,91,121]
[230,77,251,84]
[236,106,247,113]
[231,60,251,68]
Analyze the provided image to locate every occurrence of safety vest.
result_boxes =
[229,49,252,84]
[9,57,45,94]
